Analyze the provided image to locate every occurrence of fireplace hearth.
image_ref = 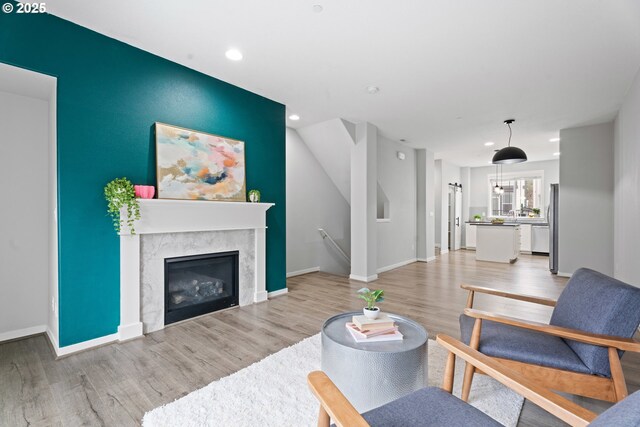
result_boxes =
[164,251,239,325]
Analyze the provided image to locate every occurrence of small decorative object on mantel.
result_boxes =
[473,214,482,222]
[134,185,155,199]
[357,288,385,319]
[104,177,141,235]
[155,122,246,202]
[248,189,261,203]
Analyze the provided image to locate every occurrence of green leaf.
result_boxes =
[357,287,370,294]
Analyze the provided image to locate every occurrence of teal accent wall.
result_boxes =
[0,9,286,347]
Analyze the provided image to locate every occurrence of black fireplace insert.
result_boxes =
[164,251,239,325]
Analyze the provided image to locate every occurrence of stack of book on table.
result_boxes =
[345,313,403,343]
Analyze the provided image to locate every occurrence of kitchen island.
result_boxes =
[475,224,520,263]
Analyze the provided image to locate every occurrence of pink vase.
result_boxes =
[135,185,155,199]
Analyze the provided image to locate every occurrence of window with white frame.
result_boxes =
[489,171,544,217]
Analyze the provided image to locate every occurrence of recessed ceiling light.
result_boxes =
[225,49,243,61]
[484,141,494,146]
[366,86,380,94]
[312,4,323,13]
[288,114,300,121]
[550,137,560,142]
[399,139,406,142]
[553,152,561,156]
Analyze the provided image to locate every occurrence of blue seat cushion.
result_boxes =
[550,268,640,377]
[460,314,592,375]
[361,386,502,427]
[590,390,640,426]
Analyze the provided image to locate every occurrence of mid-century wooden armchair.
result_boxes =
[308,334,640,427]
[459,268,640,403]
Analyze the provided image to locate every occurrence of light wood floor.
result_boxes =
[1,251,639,426]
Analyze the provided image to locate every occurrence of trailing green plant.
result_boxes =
[357,288,385,310]
[532,208,541,215]
[104,177,141,235]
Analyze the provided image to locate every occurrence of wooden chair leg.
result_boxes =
[608,347,628,401]
[443,351,456,393]
[318,405,330,427]
[461,318,482,401]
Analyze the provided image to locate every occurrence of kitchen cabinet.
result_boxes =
[520,224,532,253]
[476,224,520,263]
[465,223,476,249]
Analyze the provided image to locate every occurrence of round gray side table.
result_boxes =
[321,312,428,413]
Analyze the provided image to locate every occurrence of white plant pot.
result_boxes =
[363,307,380,319]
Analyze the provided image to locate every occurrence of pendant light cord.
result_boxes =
[507,122,512,147]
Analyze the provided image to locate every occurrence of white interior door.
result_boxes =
[454,188,462,250]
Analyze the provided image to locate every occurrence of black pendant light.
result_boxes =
[492,119,527,164]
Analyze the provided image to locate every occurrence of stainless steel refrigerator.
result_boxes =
[548,184,559,273]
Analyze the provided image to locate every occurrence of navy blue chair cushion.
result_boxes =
[361,386,502,427]
[460,314,591,374]
[590,390,640,426]
[550,268,640,377]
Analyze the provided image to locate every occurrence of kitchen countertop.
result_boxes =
[472,223,520,227]
[466,221,548,226]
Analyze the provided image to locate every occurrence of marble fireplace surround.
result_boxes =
[118,199,274,341]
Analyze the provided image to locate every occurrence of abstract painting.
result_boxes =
[155,123,246,201]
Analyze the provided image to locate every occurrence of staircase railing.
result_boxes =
[318,228,351,264]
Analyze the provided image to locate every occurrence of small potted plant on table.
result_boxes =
[357,288,385,319]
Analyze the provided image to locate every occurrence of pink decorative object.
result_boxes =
[135,185,155,199]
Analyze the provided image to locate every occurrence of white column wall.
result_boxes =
[350,122,378,281]
[614,67,640,287]
[559,121,614,276]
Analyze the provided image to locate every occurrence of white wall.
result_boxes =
[350,122,378,281]
[469,159,559,219]
[614,68,640,286]
[434,160,442,246]
[416,149,436,261]
[559,121,614,276]
[286,128,351,276]
[376,136,417,270]
[296,119,354,204]
[0,91,50,339]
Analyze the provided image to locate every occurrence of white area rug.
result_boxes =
[143,334,524,427]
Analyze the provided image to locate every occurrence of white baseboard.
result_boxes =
[377,258,417,274]
[0,325,47,343]
[268,288,289,298]
[349,274,379,282]
[45,327,59,353]
[286,266,320,278]
[118,322,144,342]
[440,249,449,254]
[557,271,573,278]
[54,332,119,357]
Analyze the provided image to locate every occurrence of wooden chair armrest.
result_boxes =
[464,308,640,352]
[307,371,369,427]
[461,283,557,307]
[437,334,596,426]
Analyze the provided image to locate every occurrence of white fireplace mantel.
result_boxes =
[118,199,274,341]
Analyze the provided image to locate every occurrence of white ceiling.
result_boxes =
[47,0,640,167]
